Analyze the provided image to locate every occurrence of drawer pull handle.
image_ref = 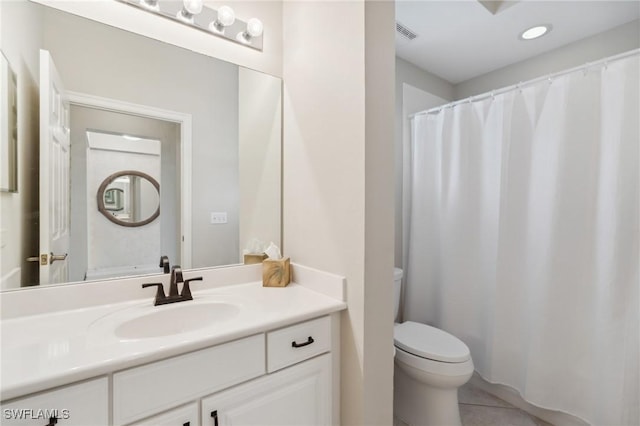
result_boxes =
[45,417,58,426]
[183,423,190,426]
[211,410,219,426]
[292,336,315,348]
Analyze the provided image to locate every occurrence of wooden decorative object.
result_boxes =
[262,257,291,287]
[244,253,267,264]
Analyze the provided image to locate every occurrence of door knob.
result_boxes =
[27,253,68,265]
[49,253,68,264]
[27,254,48,265]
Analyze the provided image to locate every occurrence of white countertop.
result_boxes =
[1,281,346,401]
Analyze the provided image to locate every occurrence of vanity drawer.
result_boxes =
[129,403,198,426]
[113,334,265,426]
[0,377,108,426]
[266,316,331,372]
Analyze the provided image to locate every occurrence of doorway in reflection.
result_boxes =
[69,107,180,282]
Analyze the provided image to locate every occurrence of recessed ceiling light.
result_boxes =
[520,25,551,40]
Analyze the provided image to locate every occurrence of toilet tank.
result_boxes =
[393,268,403,322]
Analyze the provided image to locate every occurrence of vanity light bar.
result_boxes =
[117,0,263,51]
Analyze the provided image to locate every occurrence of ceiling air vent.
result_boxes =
[396,21,418,41]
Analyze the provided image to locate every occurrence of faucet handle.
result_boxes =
[171,265,183,282]
[168,265,183,298]
[181,277,202,301]
[159,256,170,273]
[142,283,166,305]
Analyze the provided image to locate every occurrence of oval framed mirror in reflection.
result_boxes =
[97,170,160,227]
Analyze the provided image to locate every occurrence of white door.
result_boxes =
[38,49,70,285]
[201,354,331,426]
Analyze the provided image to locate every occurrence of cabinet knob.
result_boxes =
[292,336,315,348]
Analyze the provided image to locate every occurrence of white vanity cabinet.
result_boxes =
[201,354,331,426]
[1,315,337,426]
[200,317,333,426]
[0,378,108,426]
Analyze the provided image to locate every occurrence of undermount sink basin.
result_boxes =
[112,302,240,340]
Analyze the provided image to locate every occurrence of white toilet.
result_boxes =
[393,268,474,426]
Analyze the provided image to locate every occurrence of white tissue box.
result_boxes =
[262,257,291,287]
[244,253,267,264]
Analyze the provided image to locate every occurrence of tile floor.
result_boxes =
[458,382,552,426]
[394,381,553,426]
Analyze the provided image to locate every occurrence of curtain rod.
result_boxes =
[409,48,640,119]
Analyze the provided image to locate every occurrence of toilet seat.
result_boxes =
[394,345,474,379]
[394,321,470,363]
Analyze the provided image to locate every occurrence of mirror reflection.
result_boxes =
[104,188,125,212]
[97,170,160,227]
[0,1,282,290]
[0,51,18,193]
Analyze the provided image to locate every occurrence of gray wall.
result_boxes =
[282,2,397,422]
[394,58,454,267]
[41,6,240,269]
[69,106,179,282]
[454,19,640,99]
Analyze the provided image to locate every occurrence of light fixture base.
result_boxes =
[118,0,263,51]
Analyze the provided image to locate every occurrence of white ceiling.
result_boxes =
[395,0,640,84]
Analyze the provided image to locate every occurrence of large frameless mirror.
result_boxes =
[0,1,282,291]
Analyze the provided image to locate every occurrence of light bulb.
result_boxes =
[246,18,263,37]
[177,0,202,23]
[218,6,235,27]
[236,18,263,44]
[140,0,159,12]
[183,0,203,15]
[209,5,235,33]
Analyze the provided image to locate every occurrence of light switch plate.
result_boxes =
[210,212,227,224]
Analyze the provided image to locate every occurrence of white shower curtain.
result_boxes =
[404,53,639,426]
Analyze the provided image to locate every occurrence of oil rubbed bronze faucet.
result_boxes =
[159,255,170,273]
[142,265,203,306]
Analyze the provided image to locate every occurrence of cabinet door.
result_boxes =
[202,354,331,426]
[0,377,108,426]
[130,403,198,426]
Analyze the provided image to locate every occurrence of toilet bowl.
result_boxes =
[393,269,473,426]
